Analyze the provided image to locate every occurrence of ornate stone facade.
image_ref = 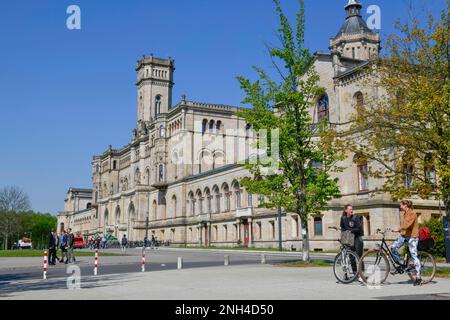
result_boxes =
[57,0,441,251]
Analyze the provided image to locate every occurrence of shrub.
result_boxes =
[420,217,446,258]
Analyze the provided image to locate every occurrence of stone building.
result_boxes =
[57,0,441,251]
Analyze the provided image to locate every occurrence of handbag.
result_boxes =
[341,230,355,247]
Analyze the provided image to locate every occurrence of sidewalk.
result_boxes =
[2,264,450,300]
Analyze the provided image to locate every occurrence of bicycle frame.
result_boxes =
[375,232,413,272]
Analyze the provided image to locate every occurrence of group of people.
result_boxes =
[86,236,108,249]
[341,199,422,286]
[47,228,75,265]
[119,235,159,253]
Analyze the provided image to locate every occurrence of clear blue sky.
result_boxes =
[0,0,443,215]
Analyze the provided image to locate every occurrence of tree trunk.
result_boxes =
[4,232,8,250]
[301,219,310,262]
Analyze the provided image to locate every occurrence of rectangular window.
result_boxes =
[291,216,299,238]
[257,222,262,240]
[223,225,228,241]
[314,217,323,236]
[225,194,230,211]
[236,191,241,209]
[357,162,369,191]
[403,164,414,188]
[357,213,370,236]
[270,221,275,239]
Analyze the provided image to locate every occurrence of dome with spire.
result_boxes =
[329,0,380,64]
[335,0,374,38]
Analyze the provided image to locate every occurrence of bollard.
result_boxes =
[94,248,98,276]
[177,257,183,269]
[224,255,229,266]
[141,249,146,272]
[261,254,266,264]
[43,250,48,280]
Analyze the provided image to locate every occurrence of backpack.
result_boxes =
[418,226,431,241]
[60,234,67,247]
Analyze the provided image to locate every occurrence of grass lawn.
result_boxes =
[430,268,450,278]
[185,246,292,252]
[273,260,333,268]
[0,250,123,258]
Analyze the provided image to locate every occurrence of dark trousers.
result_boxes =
[350,237,364,272]
[48,248,57,264]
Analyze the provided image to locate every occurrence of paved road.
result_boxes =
[0,248,319,282]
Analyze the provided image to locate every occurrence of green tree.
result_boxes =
[0,186,31,250]
[343,2,450,215]
[236,0,344,261]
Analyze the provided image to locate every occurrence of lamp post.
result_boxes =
[145,216,149,248]
[278,206,282,252]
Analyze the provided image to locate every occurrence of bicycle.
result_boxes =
[358,228,436,286]
[329,226,360,284]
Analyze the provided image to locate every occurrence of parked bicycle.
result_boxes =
[358,228,436,285]
[329,226,360,284]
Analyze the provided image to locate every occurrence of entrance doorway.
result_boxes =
[243,221,249,247]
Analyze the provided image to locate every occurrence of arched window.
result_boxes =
[152,200,157,221]
[216,121,222,134]
[128,203,136,231]
[202,119,208,135]
[196,189,203,215]
[159,125,165,137]
[354,154,369,192]
[115,207,121,225]
[155,95,162,116]
[188,192,195,216]
[171,195,177,218]
[212,185,220,213]
[424,153,437,189]
[222,183,230,212]
[403,162,415,189]
[161,197,167,220]
[145,168,150,185]
[104,209,109,228]
[317,94,329,123]
[134,168,141,185]
[354,92,364,117]
[209,120,215,133]
[232,181,241,209]
[159,164,164,182]
[204,188,211,214]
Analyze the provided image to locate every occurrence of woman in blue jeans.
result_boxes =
[391,200,422,286]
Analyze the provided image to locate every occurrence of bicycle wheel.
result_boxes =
[358,249,390,285]
[407,251,436,284]
[333,250,359,284]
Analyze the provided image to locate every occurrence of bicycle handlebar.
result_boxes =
[376,228,398,235]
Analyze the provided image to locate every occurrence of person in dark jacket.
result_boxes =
[66,228,75,264]
[340,204,364,276]
[48,229,57,265]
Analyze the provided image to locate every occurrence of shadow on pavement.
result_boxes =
[0,273,128,298]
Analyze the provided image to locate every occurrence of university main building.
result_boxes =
[58,1,441,251]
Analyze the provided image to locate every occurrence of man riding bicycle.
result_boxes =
[391,200,422,286]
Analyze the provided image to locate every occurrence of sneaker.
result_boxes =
[358,276,364,283]
[413,278,422,286]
